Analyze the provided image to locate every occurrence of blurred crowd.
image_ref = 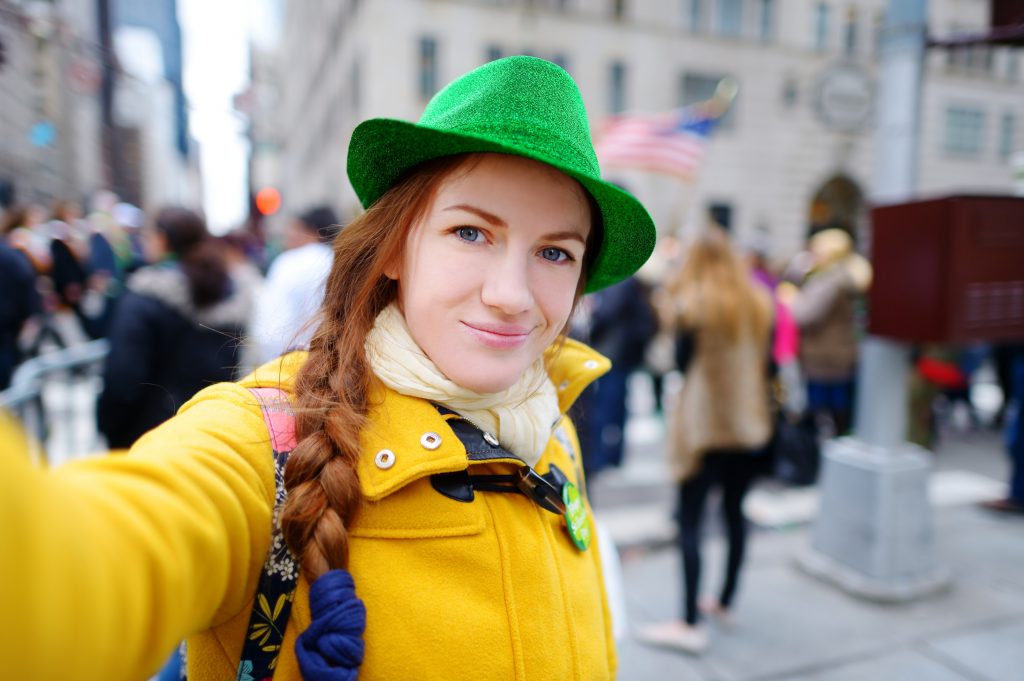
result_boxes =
[0,195,339,450]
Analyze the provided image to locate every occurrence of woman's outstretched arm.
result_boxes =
[0,382,275,681]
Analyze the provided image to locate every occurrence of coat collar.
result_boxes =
[248,339,609,501]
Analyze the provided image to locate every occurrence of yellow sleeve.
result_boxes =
[0,383,276,681]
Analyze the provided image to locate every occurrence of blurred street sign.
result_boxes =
[29,120,56,147]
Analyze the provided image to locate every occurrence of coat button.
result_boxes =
[483,432,500,447]
[420,432,442,450]
[374,449,396,469]
[558,379,569,391]
[584,360,599,370]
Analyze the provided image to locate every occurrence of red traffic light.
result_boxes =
[255,187,281,216]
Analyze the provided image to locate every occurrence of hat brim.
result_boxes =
[347,118,656,293]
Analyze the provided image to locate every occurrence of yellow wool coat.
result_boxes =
[0,339,615,681]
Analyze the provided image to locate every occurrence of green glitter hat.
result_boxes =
[346,55,656,292]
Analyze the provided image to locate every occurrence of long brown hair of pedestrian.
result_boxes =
[282,153,602,584]
[666,226,772,342]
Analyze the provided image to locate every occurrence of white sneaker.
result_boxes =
[634,621,710,655]
[699,597,736,630]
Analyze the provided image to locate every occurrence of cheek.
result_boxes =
[536,270,580,336]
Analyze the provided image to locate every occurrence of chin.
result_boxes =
[448,366,519,394]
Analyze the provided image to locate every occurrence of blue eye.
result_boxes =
[541,247,570,263]
[456,227,481,242]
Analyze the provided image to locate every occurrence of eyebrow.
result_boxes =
[443,204,587,245]
[444,203,506,227]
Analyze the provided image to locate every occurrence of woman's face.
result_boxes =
[390,153,591,393]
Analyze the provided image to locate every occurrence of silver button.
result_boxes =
[420,432,442,450]
[483,432,500,447]
[584,360,599,370]
[374,449,396,469]
[558,379,569,391]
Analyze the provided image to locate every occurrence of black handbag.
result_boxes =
[768,411,820,486]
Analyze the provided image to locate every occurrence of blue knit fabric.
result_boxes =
[295,569,366,680]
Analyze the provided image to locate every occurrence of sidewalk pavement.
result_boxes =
[592,393,1021,680]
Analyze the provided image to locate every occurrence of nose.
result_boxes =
[480,251,534,316]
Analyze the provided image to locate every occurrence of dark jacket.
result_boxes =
[0,244,40,389]
[97,264,253,448]
[586,277,657,371]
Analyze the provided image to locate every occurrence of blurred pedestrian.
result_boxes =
[573,275,657,479]
[781,228,872,437]
[639,227,774,655]
[1,56,655,680]
[981,343,1024,515]
[96,207,254,448]
[0,241,40,389]
[251,205,339,364]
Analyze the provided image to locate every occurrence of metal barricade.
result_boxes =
[0,339,110,464]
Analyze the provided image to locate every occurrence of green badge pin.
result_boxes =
[562,481,591,551]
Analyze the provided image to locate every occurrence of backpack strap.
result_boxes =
[236,387,302,680]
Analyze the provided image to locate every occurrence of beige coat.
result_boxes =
[791,256,871,382]
[662,292,774,481]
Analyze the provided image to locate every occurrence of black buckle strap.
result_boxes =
[431,465,569,516]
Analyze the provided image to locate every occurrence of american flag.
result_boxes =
[595,104,722,180]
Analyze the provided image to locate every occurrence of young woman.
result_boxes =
[0,56,655,680]
[640,227,773,654]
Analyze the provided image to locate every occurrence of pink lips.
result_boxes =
[461,321,532,349]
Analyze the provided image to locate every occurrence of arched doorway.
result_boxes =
[807,175,865,246]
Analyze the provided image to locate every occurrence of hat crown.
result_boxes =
[418,56,600,177]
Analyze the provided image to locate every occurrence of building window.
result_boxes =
[944,106,985,156]
[1008,50,1019,82]
[948,39,996,74]
[680,72,735,129]
[688,0,703,33]
[708,202,733,231]
[485,44,503,62]
[717,0,742,36]
[609,61,626,113]
[814,2,829,52]
[419,36,438,99]
[843,7,858,56]
[1000,112,1016,161]
[759,0,774,42]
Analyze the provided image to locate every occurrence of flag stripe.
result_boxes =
[595,106,718,178]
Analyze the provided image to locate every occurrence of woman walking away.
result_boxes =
[639,227,774,655]
[1,56,655,681]
[97,207,254,448]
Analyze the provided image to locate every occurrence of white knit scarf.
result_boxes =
[365,304,560,467]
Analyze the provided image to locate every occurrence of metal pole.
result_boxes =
[798,0,950,601]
